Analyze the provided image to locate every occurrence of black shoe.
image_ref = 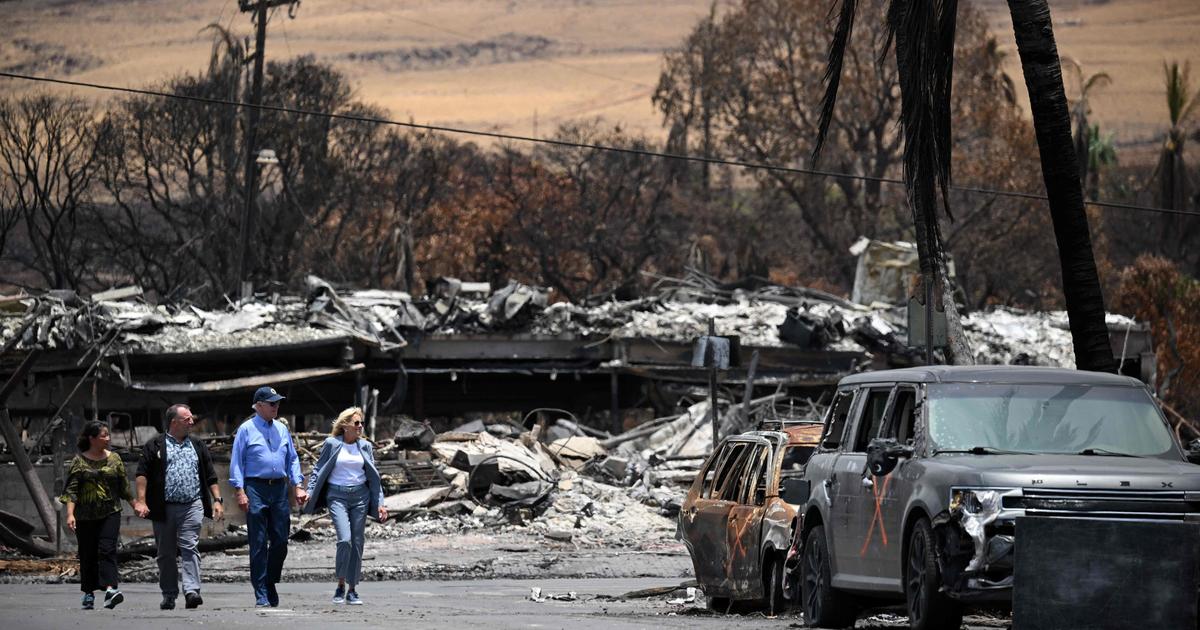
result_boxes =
[160,596,175,610]
[81,593,95,610]
[184,592,203,609]
[103,588,124,609]
[266,582,279,607]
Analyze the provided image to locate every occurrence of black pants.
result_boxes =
[75,511,120,593]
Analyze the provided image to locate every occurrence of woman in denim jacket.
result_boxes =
[303,407,387,604]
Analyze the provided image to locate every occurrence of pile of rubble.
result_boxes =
[0,269,1139,371]
[280,390,821,549]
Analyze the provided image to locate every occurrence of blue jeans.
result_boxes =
[327,483,368,586]
[245,478,290,603]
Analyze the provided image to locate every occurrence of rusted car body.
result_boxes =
[679,424,822,610]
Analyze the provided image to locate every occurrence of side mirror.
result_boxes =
[1187,439,1200,465]
[866,437,915,477]
[780,478,811,505]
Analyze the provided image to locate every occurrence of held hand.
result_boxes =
[133,501,150,519]
[213,501,225,521]
[237,491,249,513]
[378,506,388,522]
[67,514,76,532]
[294,487,309,506]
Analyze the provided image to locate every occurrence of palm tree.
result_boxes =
[814,0,1116,373]
[1154,61,1200,212]
[1064,60,1112,200]
[813,0,971,366]
[1084,124,1117,201]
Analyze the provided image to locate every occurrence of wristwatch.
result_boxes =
[213,497,224,504]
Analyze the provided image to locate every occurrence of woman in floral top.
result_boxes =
[60,421,136,610]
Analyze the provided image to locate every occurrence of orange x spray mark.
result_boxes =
[859,475,892,557]
[725,510,756,575]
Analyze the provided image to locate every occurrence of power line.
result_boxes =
[1,70,1196,219]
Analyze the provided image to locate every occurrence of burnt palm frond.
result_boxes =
[934,0,958,220]
[891,0,960,230]
[812,0,858,164]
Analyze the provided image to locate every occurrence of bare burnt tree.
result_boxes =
[92,27,247,303]
[0,163,18,264]
[251,57,357,287]
[97,74,244,302]
[655,0,907,288]
[378,132,484,291]
[0,94,103,291]
[942,16,1061,310]
[491,122,681,302]
[655,0,1059,315]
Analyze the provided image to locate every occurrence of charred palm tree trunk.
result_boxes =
[891,0,972,365]
[1006,0,1116,373]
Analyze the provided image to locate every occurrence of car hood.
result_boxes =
[923,453,1200,490]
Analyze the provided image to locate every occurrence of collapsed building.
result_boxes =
[0,259,1164,554]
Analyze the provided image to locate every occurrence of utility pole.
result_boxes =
[234,0,298,300]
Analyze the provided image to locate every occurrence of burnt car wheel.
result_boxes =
[906,518,963,630]
[765,553,788,616]
[800,525,855,628]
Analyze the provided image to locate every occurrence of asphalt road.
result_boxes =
[0,578,1012,630]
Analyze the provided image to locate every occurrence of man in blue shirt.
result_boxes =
[229,386,307,607]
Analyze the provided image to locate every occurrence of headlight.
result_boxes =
[950,488,1008,517]
[950,488,1014,573]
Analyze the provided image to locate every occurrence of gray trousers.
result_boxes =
[153,499,204,598]
[327,484,369,586]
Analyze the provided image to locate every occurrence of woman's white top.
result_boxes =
[329,439,367,486]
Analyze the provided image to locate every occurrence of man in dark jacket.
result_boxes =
[133,404,224,610]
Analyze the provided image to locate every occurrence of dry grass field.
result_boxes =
[1,0,1197,162]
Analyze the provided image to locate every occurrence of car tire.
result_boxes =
[906,518,963,630]
[765,552,788,616]
[800,525,856,628]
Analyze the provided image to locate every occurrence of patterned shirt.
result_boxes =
[59,452,132,521]
[164,434,201,503]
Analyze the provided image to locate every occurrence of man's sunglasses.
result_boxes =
[261,401,280,408]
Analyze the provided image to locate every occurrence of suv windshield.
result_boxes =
[927,383,1178,458]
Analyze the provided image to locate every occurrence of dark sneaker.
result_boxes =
[81,593,95,610]
[160,596,176,610]
[332,585,345,604]
[346,590,362,606]
[184,592,203,609]
[255,600,271,608]
[103,588,124,609]
[266,582,279,607]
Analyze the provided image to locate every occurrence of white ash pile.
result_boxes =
[962,308,1139,367]
[293,415,710,548]
[3,268,1134,373]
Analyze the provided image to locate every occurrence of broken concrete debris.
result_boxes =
[0,270,1134,372]
[528,586,578,602]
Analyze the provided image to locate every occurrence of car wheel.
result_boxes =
[765,552,788,616]
[906,518,964,630]
[800,525,856,628]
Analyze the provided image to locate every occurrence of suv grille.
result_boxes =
[1004,488,1200,521]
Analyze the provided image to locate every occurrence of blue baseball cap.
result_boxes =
[252,386,285,404]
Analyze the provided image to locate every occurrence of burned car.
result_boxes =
[793,366,1200,630]
[679,423,822,613]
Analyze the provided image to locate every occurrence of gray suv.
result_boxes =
[793,366,1200,630]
